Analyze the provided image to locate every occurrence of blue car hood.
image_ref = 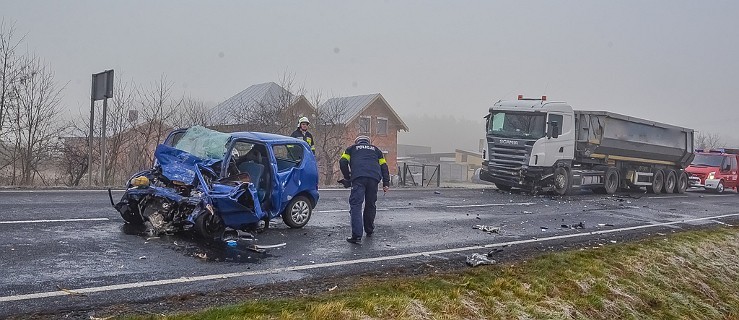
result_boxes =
[154,144,219,184]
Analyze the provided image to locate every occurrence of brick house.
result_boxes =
[320,93,408,176]
[209,82,316,134]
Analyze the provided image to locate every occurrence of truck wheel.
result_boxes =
[715,181,725,194]
[647,170,664,194]
[675,171,688,194]
[495,183,513,192]
[553,167,572,196]
[282,195,312,228]
[604,167,620,194]
[663,170,676,194]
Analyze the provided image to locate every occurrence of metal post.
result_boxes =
[88,76,94,186]
[437,164,441,187]
[421,164,425,187]
[100,98,108,186]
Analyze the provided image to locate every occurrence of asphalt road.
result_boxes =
[1,187,738,318]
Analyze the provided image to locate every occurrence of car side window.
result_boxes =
[731,157,738,171]
[273,144,304,171]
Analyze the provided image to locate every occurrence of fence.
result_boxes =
[397,162,477,187]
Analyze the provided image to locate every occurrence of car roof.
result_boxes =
[229,131,303,144]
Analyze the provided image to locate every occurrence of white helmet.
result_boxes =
[298,116,310,125]
[355,135,371,144]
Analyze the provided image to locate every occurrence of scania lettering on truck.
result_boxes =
[479,95,695,195]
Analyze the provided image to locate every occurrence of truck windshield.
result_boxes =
[690,154,724,167]
[487,111,546,139]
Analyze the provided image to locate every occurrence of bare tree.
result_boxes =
[0,19,26,176]
[102,79,137,185]
[170,95,213,128]
[8,54,65,185]
[695,131,723,150]
[129,75,181,170]
[313,92,350,185]
[56,125,90,186]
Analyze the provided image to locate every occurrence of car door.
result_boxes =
[269,143,307,215]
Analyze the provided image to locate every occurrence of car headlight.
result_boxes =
[707,171,715,180]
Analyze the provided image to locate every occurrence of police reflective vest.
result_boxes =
[339,143,390,186]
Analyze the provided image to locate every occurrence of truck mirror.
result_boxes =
[551,121,559,139]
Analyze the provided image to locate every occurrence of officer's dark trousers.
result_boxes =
[349,176,379,238]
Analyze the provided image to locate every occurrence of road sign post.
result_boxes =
[89,69,114,186]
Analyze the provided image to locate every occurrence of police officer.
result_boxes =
[339,135,390,244]
[291,116,315,154]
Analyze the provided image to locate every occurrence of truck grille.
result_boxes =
[487,138,532,185]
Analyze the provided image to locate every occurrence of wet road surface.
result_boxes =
[1,187,738,317]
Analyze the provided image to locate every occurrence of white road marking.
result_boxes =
[0,218,110,225]
[446,202,535,208]
[5,212,735,303]
[646,195,689,199]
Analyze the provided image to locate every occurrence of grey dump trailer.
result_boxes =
[480,96,694,195]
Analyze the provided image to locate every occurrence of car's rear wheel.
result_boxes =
[282,196,312,228]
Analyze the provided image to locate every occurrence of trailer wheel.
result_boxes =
[663,170,676,194]
[675,171,688,194]
[604,167,620,194]
[647,170,664,194]
[553,167,572,196]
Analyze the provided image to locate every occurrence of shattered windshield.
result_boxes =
[173,126,231,160]
[487,111,546,139]
[690,154,725,167]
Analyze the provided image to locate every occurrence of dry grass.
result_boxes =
[129,227,739,320]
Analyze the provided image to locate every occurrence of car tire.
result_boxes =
[715,181,725,194]
[195,211,225,241]
[121,210,144,225]
[495,183,513,192]
[282,195,312,228]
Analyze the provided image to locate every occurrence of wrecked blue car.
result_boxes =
[111,126,319,239]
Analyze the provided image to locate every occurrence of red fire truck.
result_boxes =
[686,149,739,193]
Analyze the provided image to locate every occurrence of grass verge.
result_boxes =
[129,227,739,320]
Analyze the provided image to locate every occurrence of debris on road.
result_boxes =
[328,285,338,292]
[561,222,585,229]
[466,253,496,267]
[434,191,442,195]
[138,256,147,260]
[194,252,207,260]
[473,225,501,234]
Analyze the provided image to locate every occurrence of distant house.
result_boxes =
[209,82,316,134]
[320,93,409,175]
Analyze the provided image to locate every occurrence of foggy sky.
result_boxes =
[3,1,738,151]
